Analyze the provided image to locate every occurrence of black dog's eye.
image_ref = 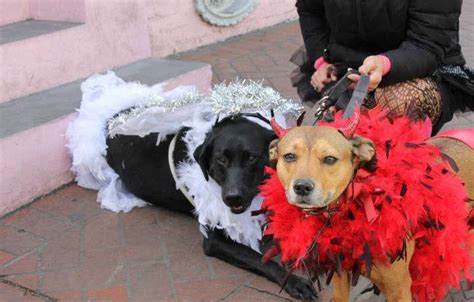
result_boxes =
[283,153,296,162]
[248,155,257,163]
[322,156,338,165]
[216,155,227,165]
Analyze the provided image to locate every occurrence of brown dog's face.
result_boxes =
[270,126,375,209]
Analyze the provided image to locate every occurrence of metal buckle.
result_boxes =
[300,69,365,126]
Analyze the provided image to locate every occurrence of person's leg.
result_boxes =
[374,78,442,125]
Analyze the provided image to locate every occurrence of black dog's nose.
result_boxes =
[293,179,314,196]
[224,192,243,206]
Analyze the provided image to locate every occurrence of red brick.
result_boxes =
[121,224,163,263]
[0,250,15,265]
[231,57,260,74]
[39,227,81,271]
[248,54,277,70]
[225,285,285,301]
[82,264,127,291]
[119,207,158,227]
[42,263,126,292]
[128,262,175,301]
[156,209,199,239]
[0,252,38,275]
[4,273,39,291]
[0,282,21,301]
[207,257,252,279]
[87,287,128,302]
[83,247,125,271]
[164,234,211,282]
[2,208,73,240]
[48,290,84,302]
[41,270,83,292]
[268,76,294,93]
[0,283,43,302]
[31,185,100,225]
[174,276,249,302]
[83,212,122,250]
[0,226,45,256]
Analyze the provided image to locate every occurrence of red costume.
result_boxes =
[261,108,473,301]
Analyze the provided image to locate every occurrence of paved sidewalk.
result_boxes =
[1,5,473,302]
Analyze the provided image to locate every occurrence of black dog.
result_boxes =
[106,116,316,300]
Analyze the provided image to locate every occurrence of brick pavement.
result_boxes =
[1,4,473,302]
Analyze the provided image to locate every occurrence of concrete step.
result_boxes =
[0,0,151,103]
[0,57,212,217]
[0,20,82,45]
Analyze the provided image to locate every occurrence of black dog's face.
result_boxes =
[194,117,276,214]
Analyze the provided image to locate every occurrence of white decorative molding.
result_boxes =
[195,0,258,27]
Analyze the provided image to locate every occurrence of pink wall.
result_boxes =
[1,0,151,102]
[0,0,30,26]
[29,0,86,23]
[144,0,297,57]
[0,115,75,216]
[1,0,296,102]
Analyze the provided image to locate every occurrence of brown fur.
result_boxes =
[428,137,474,201]
[270,126,473,302]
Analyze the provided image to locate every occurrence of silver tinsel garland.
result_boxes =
[107,80,302,132]
[208,79,302,115]
[107,90,202,132]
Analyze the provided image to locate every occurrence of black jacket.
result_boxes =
[296,0,466,85]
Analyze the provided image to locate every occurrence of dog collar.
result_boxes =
[168,132,195,207]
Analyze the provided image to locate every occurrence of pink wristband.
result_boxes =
[314,56,328,70]
[378,55,392,76]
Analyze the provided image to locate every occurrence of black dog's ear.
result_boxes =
[193,137,213,181]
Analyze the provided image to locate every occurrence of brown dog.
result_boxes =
[269,125,473,301]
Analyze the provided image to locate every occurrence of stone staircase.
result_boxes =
[0,1,212,216]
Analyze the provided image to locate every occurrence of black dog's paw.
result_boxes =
[202,237,214,256]
[283,274,318,301]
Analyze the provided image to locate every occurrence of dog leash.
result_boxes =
[300,69,370,125]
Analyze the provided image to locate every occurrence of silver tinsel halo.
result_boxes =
[107,80,302,132]
[208,79,302,115]
[107,90,202,133]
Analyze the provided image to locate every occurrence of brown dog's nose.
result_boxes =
[293,179,314,196]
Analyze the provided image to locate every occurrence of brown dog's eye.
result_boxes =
[322,156,338,165]
[283,153,296,162]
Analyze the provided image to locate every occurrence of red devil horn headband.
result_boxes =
[270,109,288,138]
[338,74,369,138]
[338,108,360,138]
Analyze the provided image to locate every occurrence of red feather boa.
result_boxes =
[261,108,473,302]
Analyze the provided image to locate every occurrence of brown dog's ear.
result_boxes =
[350,135,376,170]
[268,139,280,168]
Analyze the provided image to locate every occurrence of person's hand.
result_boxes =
[311,63,337,92]
[348,56,385,91]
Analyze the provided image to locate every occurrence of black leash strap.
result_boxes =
[301,69,364,125]
[342,74,370,119]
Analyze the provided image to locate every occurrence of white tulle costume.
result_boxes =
[67,72,301,252]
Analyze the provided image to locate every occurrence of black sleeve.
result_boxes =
[382,0,463,85]
[296,0,330,65]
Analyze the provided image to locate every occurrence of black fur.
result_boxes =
[194,117,275,214]
[106,117,317,300]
